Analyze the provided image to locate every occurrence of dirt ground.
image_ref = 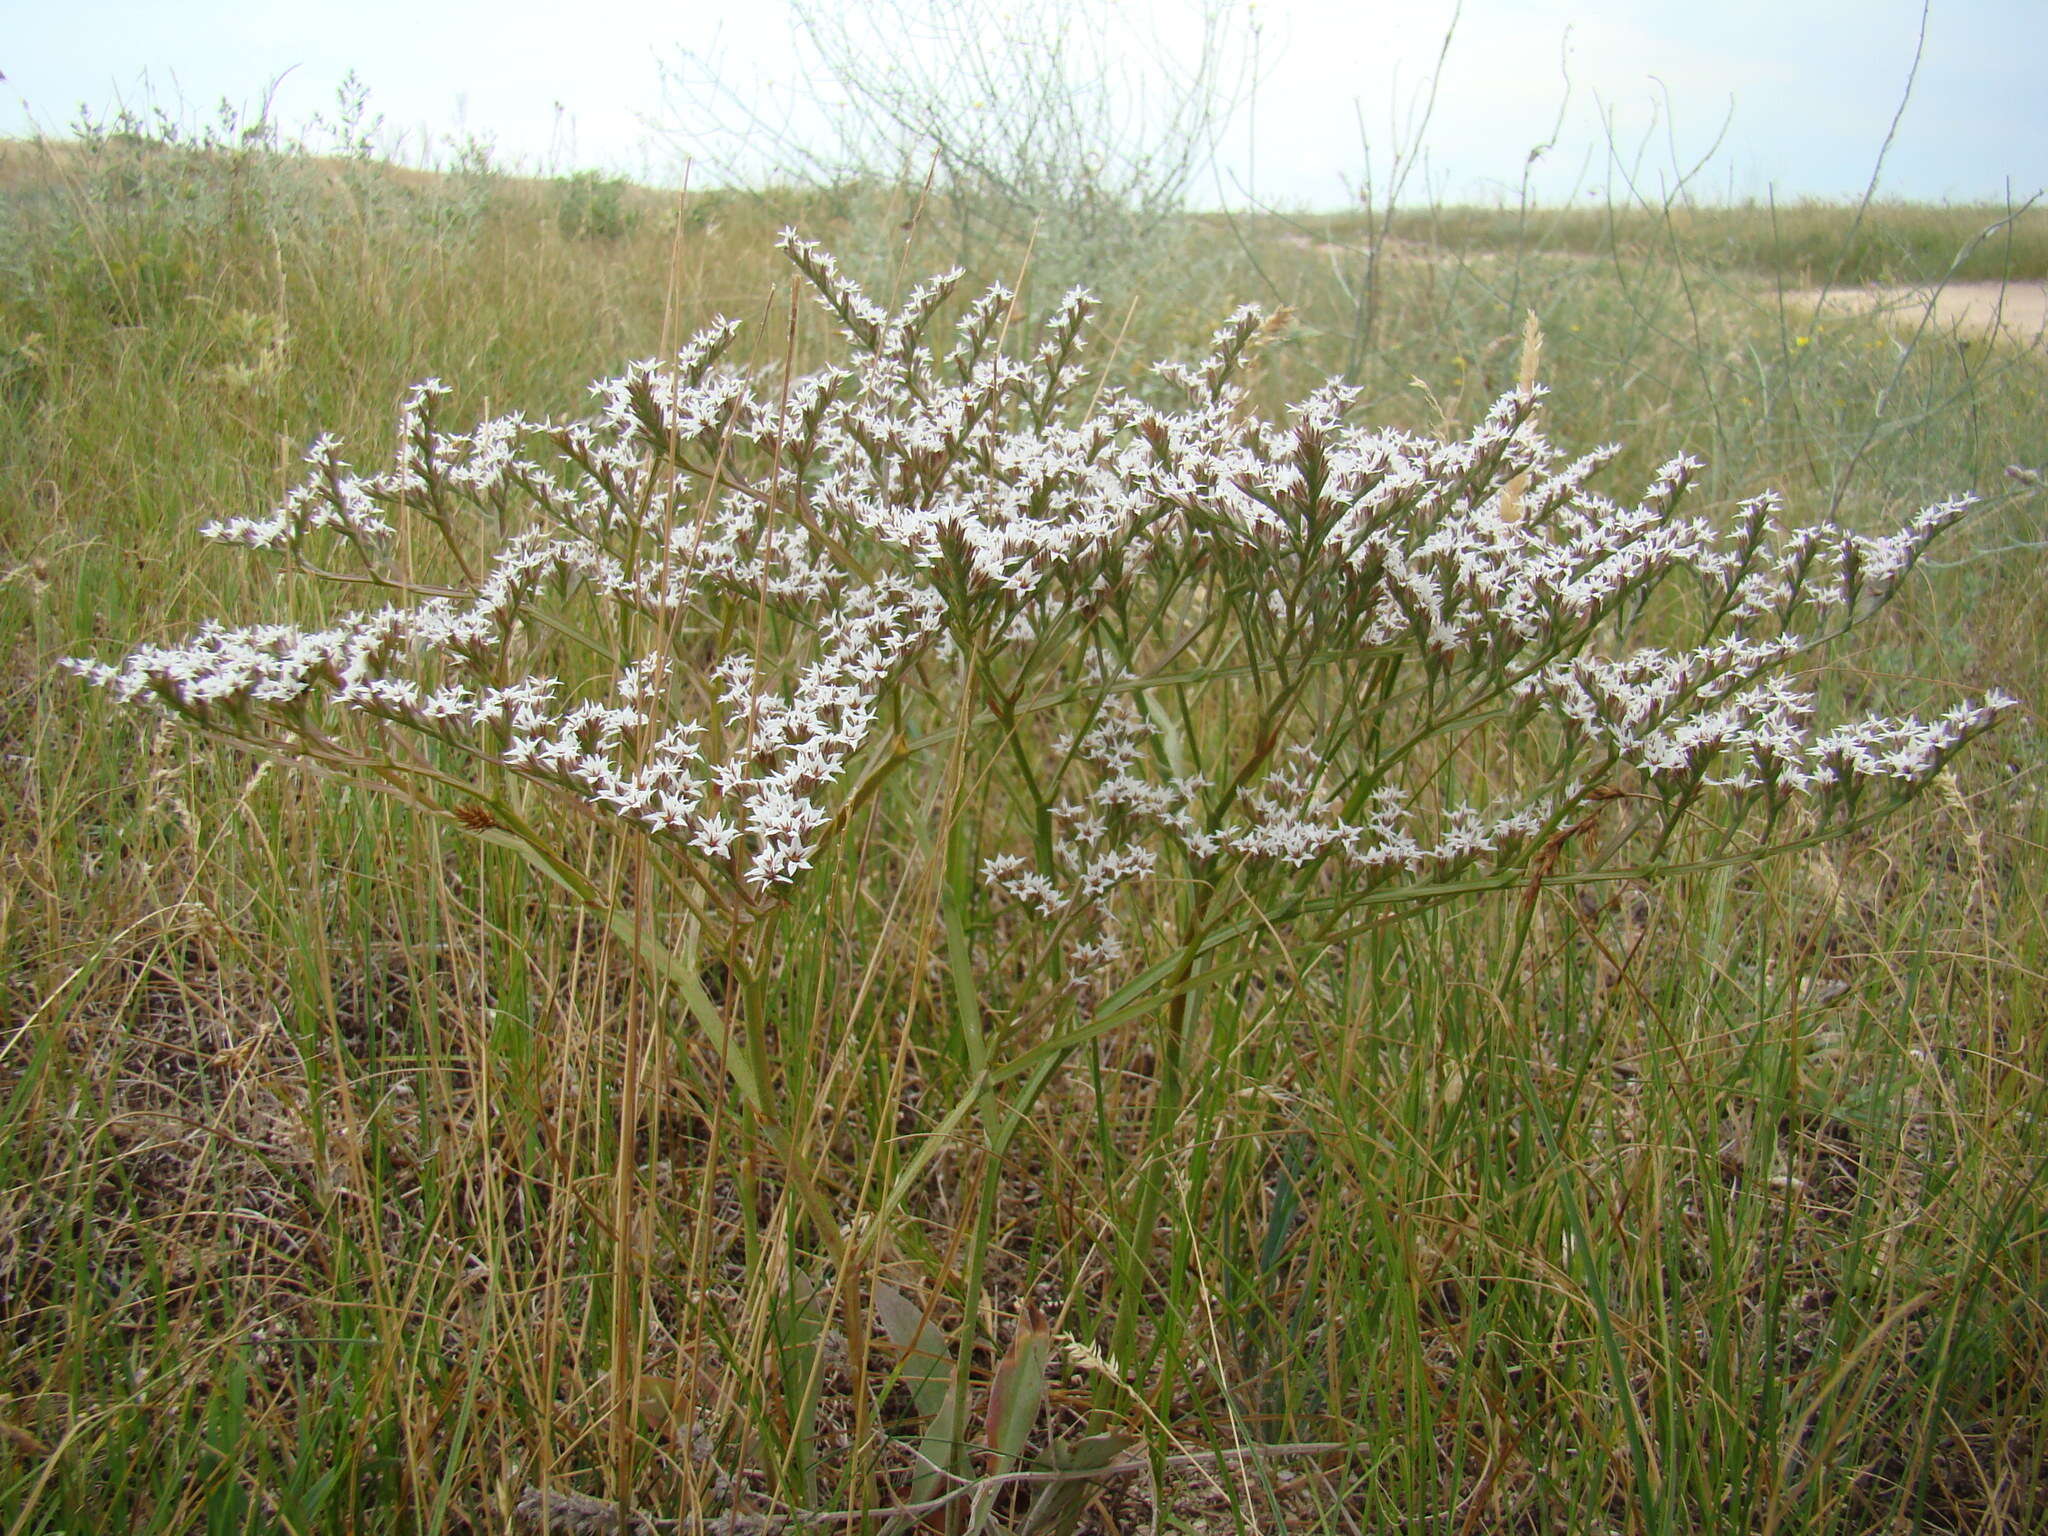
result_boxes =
[1788,280,2048,348]
[1275,228,2048,352]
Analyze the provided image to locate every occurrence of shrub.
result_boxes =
[554,168,639,241]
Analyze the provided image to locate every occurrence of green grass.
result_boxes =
[2,123,2046,1535]
[1288,197,2048,287]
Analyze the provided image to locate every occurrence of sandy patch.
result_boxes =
[1787,280,2048,348]
[1277,231,1432,261]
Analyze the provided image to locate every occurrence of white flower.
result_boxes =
[66,236,2008,933]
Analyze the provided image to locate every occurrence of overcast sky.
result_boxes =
[6,1,2043,209]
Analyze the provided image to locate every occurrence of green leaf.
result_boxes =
[873,1280,957,1425]
[983,1303,1052,1475]
[872,1280,966,1507]
[1017,1431,1138,1536]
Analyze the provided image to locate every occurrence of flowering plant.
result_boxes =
[71,232,2010,1116]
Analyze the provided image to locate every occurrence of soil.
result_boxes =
[1787,280,2048,348]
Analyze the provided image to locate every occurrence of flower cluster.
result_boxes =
[70,233,2012,971]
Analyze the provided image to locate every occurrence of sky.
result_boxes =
[5,0,2044,209]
